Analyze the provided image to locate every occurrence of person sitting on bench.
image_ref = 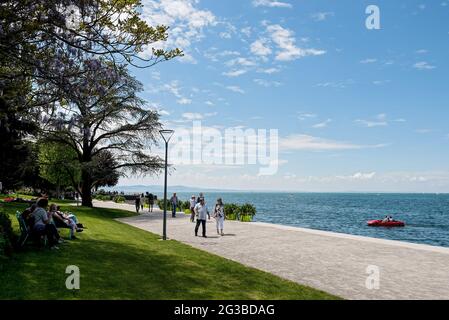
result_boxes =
[31,198,61,249]
[48,204,82,240]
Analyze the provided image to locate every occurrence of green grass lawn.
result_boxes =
[0,201,339,300]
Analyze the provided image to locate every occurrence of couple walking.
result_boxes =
[192,195,225,238]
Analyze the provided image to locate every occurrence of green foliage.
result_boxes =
[240,203,257,216]
[224,203,257,222]
[224,203,240,221]
[38,142,81,190]
[157,199,189,211]
[113,195,126,203]
[94,194,112,201]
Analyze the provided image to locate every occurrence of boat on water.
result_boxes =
[367,220,405,227]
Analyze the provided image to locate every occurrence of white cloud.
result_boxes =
[151,71,161,80]
[252,0,292,8]
[360,58,377,64]
[250,39,272,56]
[351,172,376,180]
[177,97,192,105]
[257,67,281,74]
[416,49,428,54]
[355,114,407,128]
[226,86,245,94]
[157,80,193,104]
[266,24,326,61]
[312,119,332,128]
[141,0,217,63]
[280,134,386,151]
[204,49,240,62]
[373,80,391,86]
[219,32,232,39]
[311,12,334,21]
[226,57,257,67]
[297,112,317,120]
[253,79,282,87]
[182,112,203,120]
[159,109,170,116]
[205,101,214,106]
[315,79,354,89]
[222,69,247,77]
[241,27,252,37]
[413,61,436,70]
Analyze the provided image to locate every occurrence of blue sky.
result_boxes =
[122,0,449,192]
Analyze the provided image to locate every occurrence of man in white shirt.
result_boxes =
[194,198,210,237]
[189,195,196,222]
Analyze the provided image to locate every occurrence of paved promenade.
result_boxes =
[94,200,449,300]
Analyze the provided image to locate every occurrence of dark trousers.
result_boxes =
[195,219,206,236]
[34,224,59,247]
[172,205,176,217]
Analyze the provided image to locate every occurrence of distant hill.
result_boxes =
[104,185,238,194]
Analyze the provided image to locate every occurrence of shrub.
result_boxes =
[157,199,171,210]
[157,199,189,212]
[239,203,256,222]
[94,194,112,201]
[224,203,240,221]
[0,211,15,260]
[113,195,126,203]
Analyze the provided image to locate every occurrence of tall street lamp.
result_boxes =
[159,129,174,240]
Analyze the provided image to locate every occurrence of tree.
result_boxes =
[42,62,164,206]
[89,150,120,191]
[38,142,120,197]
[38,142,81,197]
[0,66,38,190]
[1,1,182,203]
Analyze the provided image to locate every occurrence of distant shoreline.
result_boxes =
[105,187,449,196]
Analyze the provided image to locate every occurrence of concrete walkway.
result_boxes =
[94,200,449,300]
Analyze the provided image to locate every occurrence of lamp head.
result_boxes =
[159,129,174,143]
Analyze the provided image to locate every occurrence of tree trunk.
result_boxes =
[81,124,93,207]
[81,168,93,207]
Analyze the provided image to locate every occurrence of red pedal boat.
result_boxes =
[367,220,405,227]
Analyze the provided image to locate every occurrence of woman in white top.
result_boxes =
[213,198,225,236]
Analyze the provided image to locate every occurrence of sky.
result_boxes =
[120,0,449,193]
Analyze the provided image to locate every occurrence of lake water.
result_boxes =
[160,192,449,248]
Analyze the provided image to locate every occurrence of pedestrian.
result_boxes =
[213,198,225,236]
[194,198,210,238]
[170,193,178,217]
[148,192,154,212]
[196,192,204,204]
[140,193,145,211]
[189,195,196,222]
[135,194,141,213]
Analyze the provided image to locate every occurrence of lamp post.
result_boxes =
[159,129,174,240]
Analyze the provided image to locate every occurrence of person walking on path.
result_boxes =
[135,195,141,213]
[196,192,204,205]
[140,193,145,211]
[170,193,178,218]
[194,198,210,237]
[213,198,225,236]
[189,195,196,222]
[147,192,154,212]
